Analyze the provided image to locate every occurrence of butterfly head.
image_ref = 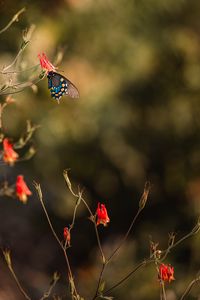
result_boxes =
[47,71,55,79]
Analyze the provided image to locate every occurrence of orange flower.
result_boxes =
[63,227,71,246]
[5,95,15,104]
[38,52,56,72]
[2,138,19,166]
[96,203,110,226]
[16,175,32,204]
[158,264,175,283]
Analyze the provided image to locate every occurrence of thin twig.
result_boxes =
[179,274,200,300]
[33,182,79,299]
[3,48,26,72]
[0,76,44,96]
[14,120,40,149]
[0,8,26,34]
[80,193,105,262]
[0,102,7,130]
[103,259,154,296]
[0,64,40,75]
[8,267,32,300]
[2,24,35,73]
[103,217,200,296]
[63,189,82,249]
[33,183,63,247]
[92,262,107,300]
[107,208,142,262]
[39,272,60,300]
[63,170,105,262]
[107,182,150,262]
[64,172,151,299]
[2,250,31,300]
[69,188,82,230]
[160,281,167,300]
[161,217,200,261]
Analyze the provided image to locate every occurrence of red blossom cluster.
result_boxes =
[96,202,110,226]
[2,138,18,166]
[62,202,110,247]
[16,175,32,204]
[63,227,71,246]
[38,53,56,72]
[158,263,175,283]
[1,138,32,203]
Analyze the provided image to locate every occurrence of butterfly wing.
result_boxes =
[66,80,80,98]
[48,72,79,101]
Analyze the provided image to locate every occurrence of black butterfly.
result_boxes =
[47,71,79,101]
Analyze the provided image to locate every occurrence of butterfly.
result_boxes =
[47,71,79,101]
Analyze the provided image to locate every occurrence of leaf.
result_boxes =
[139,181,151,209]
[39,70,46,79]
[2,249,12,268]
[14,121,40,149]
[22,146,36,160]
[0,84,9,91]
[98,281,106,293]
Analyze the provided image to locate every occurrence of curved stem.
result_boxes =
[81,195,105,262]
[0,64,40,75]
[0,8,26,35]
[9,267,31,300]
[179,275,200,300]
[39,272,60,300]
[34,182,79,299]
[92,262,107,300]
[0,77,44,96]
[63,170,105,262]
[160,217,200,261]
[107,182,150,263]
[107,207,142,262]
[3,250,31,300]
[103,218,200,297]
[103,259,154,296]
[3,48,25,72]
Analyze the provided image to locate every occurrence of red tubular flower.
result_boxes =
[2,138,19,166]
[96,202,110,226]
[63,227,71,245]
[16,175,32,204]
[158,264,175,283]
[38,52,56,72]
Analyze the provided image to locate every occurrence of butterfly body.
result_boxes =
[47,71,79,101]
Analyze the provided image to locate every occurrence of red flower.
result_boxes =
[63,227,71,245]
[38,52,56,72]
[96,203,110,226]
[158,264,175,283]
[2,138,19,166]
[16,175,32,204]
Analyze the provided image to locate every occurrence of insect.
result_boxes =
[47,71,79,101]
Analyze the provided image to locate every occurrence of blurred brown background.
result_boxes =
[0,0,200,299]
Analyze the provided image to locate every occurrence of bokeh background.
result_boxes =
[0,0,200,299]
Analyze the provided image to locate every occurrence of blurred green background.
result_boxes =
[0,0,200,299]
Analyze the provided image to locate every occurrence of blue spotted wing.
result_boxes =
[47,71,79,101]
